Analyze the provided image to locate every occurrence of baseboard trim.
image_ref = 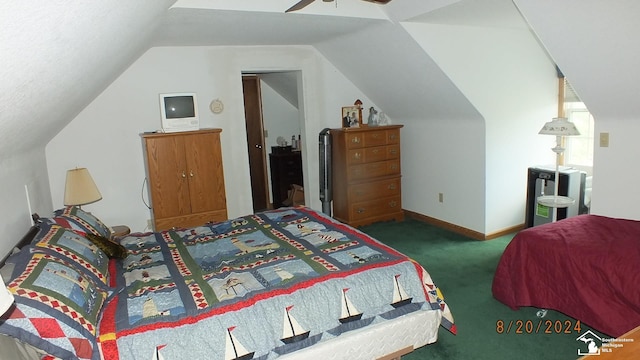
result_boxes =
[403,210,523,241]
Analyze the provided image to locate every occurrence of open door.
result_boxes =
[242,75,270,212]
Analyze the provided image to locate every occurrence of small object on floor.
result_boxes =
[282,184,305,207]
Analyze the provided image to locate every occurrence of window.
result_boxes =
[564,101,594,166]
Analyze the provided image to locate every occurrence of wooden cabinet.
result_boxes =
[141,129,227,231]
[269,151,303,208]
[331,125,404,227]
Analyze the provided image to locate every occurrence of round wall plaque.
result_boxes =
[210,99,224,114]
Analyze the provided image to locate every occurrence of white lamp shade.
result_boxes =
[0,274,14,316]
[64,168,102,206]
[539,117,581,136]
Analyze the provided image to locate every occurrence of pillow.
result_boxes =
[0,263,13,284]
[0,252,110,360]
[31,224,110,286]
[0,247,22,284]
[0,246,36,284]
[84,233,127,259]
[51,206,111,239]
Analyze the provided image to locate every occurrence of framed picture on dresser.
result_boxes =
[342,106,362,128]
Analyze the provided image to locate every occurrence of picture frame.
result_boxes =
[342,106,362,128]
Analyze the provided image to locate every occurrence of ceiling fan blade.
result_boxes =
[285,0,316,13]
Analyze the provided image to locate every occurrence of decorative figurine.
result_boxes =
[378,111,389,126]
[367,107,379,126]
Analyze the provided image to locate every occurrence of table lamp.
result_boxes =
[64,168,102,207]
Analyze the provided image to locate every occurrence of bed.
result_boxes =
[492,214,640,337]
[0,206,455,360]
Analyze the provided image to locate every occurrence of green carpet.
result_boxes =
[359,219,604,360]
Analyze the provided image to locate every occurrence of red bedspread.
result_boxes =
[492,214,640,337]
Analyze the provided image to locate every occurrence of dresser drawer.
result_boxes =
[348,177,401,203]
[349,160,400,180]
[347,145,399,164]
[350,196,402,221]
[386,145,400,159]
[363,130,387,147]
[346,132,364,149]
[282,159,301,169]
[386,129,400,144]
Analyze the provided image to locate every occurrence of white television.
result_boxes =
[159,93,200,133]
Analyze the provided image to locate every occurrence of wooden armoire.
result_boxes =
[331,125,404,227]
[141,129,227,231]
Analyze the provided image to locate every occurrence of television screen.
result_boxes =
[163,95,195,119]
[159,93,199,133]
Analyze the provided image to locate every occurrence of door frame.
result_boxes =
[231,49,322,216]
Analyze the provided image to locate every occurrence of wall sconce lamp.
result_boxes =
[64,168,102,207]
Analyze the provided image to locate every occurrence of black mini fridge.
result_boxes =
[525,166,588,228]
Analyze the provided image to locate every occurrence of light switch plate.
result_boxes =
[599,132,609,147]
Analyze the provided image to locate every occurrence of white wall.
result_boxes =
[591,118,640,219]
[261,79,301,151]
[0,149,53,258]
[261,77,301,204]
[401,118,486,232]
[402,21,556,234]
[46,45,374,232]
[514,0,640,220]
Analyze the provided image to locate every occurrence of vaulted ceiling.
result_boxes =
[1,0,526,160]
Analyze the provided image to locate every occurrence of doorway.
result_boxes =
[242,72,303,212]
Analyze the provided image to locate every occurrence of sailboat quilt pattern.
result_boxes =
[98,207,455,360]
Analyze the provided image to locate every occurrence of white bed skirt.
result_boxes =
[281,309,442,360]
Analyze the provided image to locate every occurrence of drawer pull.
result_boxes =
[388,184,396,190]
[389,149,398,155]
[372,149,379,154]
[389,134,397,140]
[372,133,381,139]
[390,164,398,170]
[351,137,361,144]
[354,152,361,160]
[357,208,366,214]
[389,201,397,207]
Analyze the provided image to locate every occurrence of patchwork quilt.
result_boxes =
[98,207,455,360]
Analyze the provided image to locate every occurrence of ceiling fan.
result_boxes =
[286,0,392,13]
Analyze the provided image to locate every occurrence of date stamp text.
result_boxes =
[496,319,581,334]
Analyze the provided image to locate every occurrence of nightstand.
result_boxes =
[110,225,131,239]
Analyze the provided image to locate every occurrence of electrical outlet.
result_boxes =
[438,193,444,203]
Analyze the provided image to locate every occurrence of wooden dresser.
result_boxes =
[141,129,227,231]
[269,151,303,209]
[331,125,404,227]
